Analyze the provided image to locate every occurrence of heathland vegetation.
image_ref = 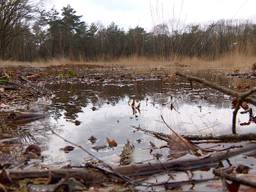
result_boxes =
[0,0,256,64]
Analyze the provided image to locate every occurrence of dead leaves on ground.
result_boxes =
[88,136,97,144]
[60,146,75,153]
[24,144,42,159]
[106,138,117,148]
[119,140,134,166]
[161,115,205,158]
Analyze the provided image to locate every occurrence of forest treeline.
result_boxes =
[0,0,256,61]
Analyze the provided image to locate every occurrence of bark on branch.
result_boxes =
[176,72,256,134]
[176,72,256,106]
[184,133,256,142]
[2,144,256,183]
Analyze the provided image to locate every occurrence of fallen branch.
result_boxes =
[132,125,170,142]
[132,126,244,152]
[214,168,256,188]
[176,72,256,134]
[4,168,109,185]
[3,144,256,184]
[184,133,256,142]
[50,129,133,185]
[176,72,256,106]
[114,143,256,177]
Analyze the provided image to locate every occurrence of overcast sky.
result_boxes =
[50,0,256,31]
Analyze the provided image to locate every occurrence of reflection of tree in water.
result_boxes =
[48,80,167,121]
[47,78,233,122]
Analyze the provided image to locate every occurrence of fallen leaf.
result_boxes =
[61,146,75,153]
[26,73,40,81]
[236,164,250,174]
[24,144,41,157]
[161,115,204,157]
[0,169,13,185]
[106,137,117,148]
[149,141,156,148]
[91,106,97,111]
[153,153,163,160]
[225,181,240,192]
[120,140,134,166]
[92,145,108,151]
[88,136,97,144]
[74,120,81,126]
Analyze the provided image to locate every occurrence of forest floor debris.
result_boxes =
[1,65,256,191]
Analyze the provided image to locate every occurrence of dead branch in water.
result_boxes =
[184,133,256,142]
[50,129,133,185]
[176,72,256,134]
[132,126,243,153]
[176,72,256,106]
[3,143,256,181]
[114,143,256,177]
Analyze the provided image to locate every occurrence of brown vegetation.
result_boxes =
[1,53,256,73]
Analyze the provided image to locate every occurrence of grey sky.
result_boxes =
[50,0,256,31]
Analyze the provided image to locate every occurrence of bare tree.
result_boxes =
[0,0,32,59]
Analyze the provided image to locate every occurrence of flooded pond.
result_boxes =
[22,76,256,166]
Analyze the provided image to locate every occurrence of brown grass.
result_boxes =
[0,53,256,73]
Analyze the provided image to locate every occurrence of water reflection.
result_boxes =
[33,77,256,164]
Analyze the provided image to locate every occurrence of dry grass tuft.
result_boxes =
[1,53,256,73]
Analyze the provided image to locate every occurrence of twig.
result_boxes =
[232,88,256,134]
[184,133,256,142]
[150,177,219,189]
[50,129,133,185]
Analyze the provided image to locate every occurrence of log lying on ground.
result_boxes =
[184,133,256,142]
[176,72,256,106]
[3,144,256,182]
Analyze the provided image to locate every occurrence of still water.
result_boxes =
[23,77,256,165]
